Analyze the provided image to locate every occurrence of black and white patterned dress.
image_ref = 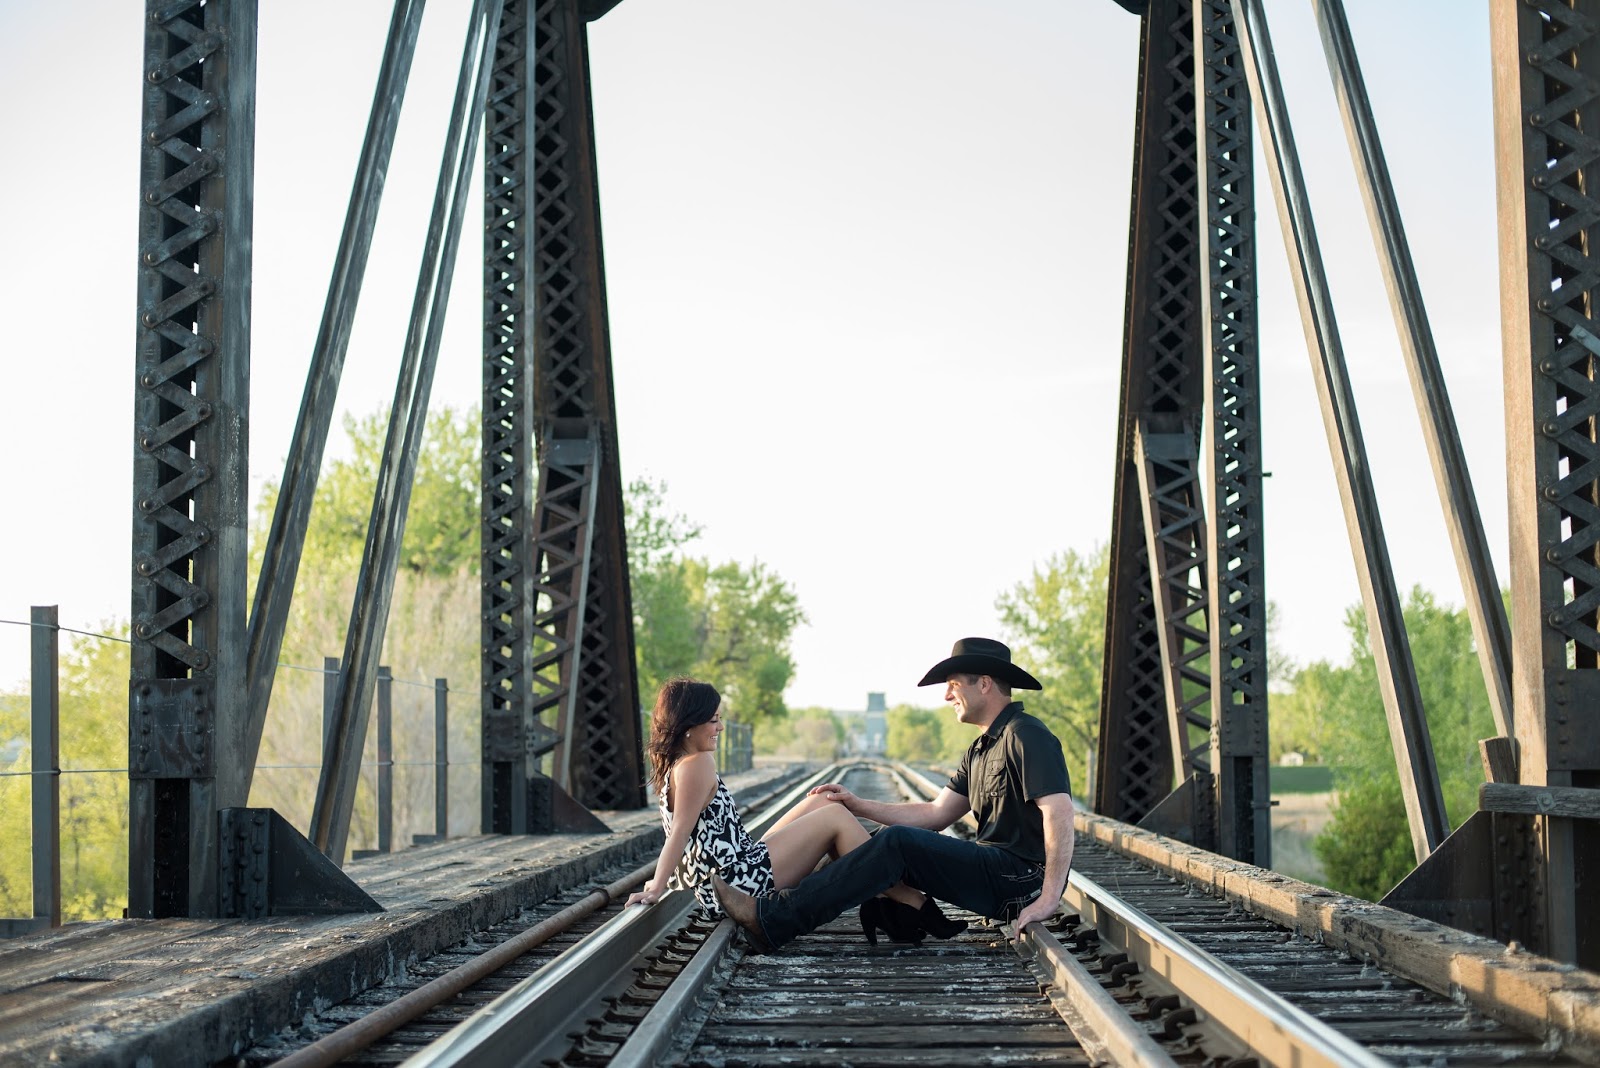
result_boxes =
[662,773,776,913]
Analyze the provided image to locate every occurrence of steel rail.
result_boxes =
[1013,923,1178,1067]
[886,766,1172,1063]
[394,765,842,1067]
[272,767,818,1068]
[1065,870,1387,1068]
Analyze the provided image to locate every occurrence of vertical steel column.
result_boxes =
[481,0,643,823]
[1098,0,1215,848]
[1491,0,1600,968]
[30,607,60,929]
[1194,0,1270,864]
[129,0,257,918]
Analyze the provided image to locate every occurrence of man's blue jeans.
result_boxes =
[754,824,1046,949]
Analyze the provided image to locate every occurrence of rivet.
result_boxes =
[1537,297,1554,311]
[138,498,155,512]
[1543,420,1562,437]
[1543,484,1561,500]
[142,312,159,328]
[1539,358,1557,374]
[1548,609,1565,626]
[1532,110,1547,126]
[1547,547,1563,563]
[135,622,153,639]
[1536,235,1552,250]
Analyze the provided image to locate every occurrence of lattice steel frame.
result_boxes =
[1098,0,1216,840]
[129,0,256,918]
[482,0,643,820]
[1195,0,1269,864]
[1492,0,1600,966]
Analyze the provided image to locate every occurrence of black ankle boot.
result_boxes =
[859,897,925,944]
[918,898,968,939]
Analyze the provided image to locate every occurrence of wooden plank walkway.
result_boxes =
[0,766,800,1068]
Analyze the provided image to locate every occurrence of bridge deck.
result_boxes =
[0,765,799,1068]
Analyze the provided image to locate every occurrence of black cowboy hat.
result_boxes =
[917,637,1042,690]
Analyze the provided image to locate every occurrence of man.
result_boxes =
[714,636,1075,950]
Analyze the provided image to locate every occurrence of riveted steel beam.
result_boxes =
[481,0,643,828]
[1099,0,1210,838]
[129,0,257,919]
[1491,0,1600,968]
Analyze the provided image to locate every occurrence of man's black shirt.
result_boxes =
[948,702,1071,866]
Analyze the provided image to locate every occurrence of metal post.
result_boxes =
[129,0,258,918]
[245,0,428,785]
[377,666,392,853]
[1230,0,1448,861]
[311,0,505,863]
[1490,0,1600,967]
[323,656,340,760]
[1312,0,1514,755]
[29,607,60,929]
[434,679,449,839]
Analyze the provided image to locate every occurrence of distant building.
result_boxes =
[845,692,888,757]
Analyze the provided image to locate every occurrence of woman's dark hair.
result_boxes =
[646,677,721,792]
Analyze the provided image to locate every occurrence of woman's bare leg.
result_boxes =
[762,792,838,836]
[762,805,924,908]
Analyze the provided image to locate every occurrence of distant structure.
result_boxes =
[847,693,888,757]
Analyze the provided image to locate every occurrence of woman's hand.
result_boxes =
[625,882,663,907]
[807,783,857,809]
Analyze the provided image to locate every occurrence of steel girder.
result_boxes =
[1098,0,1213,843]
[129,0,257,919]
[481,0,643,831]
[1487,0,1600,968]
[1195,0,1269,864]
[1098,0,1268,863]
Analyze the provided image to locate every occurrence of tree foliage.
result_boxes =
[1302,587,1496,898]
[625,477,805,725]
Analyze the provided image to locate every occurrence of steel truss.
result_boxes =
[481,0,643,834]
[1387,0,1600,967]
[1098,0,1267,862]
[129,0,257,918]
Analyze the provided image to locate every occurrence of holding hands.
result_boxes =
[805,783,857,809]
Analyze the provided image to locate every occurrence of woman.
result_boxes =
[625,677,963,944]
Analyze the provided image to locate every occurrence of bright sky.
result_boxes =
[0,2,1503,715]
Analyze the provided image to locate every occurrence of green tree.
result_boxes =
[0,627,131,921]
[886,705,948,763]
[1306,587,1497,898]
[994,543,1109,794]
[625,478,806,725]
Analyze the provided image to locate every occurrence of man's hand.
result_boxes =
[806,783,857,809]
[1010,896,1058,931]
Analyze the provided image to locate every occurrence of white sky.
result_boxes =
[0,1,1505,715]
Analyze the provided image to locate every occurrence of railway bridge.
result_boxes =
[3,0,1600,1064]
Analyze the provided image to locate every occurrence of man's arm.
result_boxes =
[808,783,971,831]
[1011,792,1075,929]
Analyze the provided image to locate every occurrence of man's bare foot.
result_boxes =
[711,873,770,952]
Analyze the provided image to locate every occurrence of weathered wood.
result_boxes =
[1479,783,1600,820]
[1479,735,1519,785]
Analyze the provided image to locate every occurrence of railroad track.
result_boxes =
[242,762,1599,1067]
